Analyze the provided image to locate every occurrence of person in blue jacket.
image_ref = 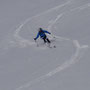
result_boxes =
[34,28,51,43]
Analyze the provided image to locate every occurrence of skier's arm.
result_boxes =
[34,32,39,40]
[43,30,51,34]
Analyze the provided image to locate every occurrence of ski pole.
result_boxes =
[35,40,39,47]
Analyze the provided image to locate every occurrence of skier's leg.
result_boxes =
[43,37,47,43]
[47,38,51,43]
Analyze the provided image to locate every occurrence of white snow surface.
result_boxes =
[0,0,90,90]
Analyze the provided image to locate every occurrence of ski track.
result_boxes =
[15,1,90,90]
[15,40,88,90]
[14,2,90,48]
[14,1,71,48]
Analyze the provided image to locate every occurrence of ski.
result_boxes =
[46,43,56,48]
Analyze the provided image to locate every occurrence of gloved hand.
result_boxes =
[34,38,36,41]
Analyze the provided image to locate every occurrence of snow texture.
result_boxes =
[0,0,90,90]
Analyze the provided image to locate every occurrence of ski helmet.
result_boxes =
[39,28,42,32]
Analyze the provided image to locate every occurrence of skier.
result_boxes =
[34,28,51,44]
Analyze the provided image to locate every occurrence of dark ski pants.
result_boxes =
[42,35,51,43]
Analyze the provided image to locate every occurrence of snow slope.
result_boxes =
[0,0,90,90]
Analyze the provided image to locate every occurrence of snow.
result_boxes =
[0,0,90,90]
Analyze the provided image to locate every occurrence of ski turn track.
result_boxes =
[15,1,89,90]
[14,1,71,47]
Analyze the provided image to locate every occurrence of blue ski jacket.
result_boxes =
[35,30,51,40]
